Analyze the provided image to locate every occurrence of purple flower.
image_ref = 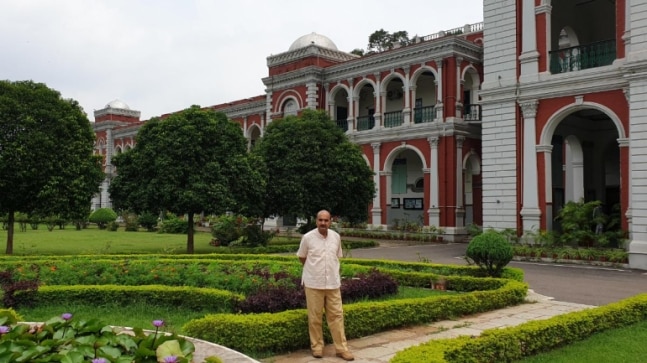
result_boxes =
[0,326,10,334]
[61,313,72,321]
[152,319,164,328]
[92,359,107,363]
[164,356,178,363]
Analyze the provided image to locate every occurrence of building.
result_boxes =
[92,0,647,269]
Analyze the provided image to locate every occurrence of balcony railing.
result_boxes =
[463,104,481,122]
[549,39,616,74]
[336,119,348,132]
[383,111,403,128]
[414,106,436,124]
[357,115,375,131]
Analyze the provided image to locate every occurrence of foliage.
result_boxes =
[158,214,189,234]
[555,199,619,248]
[0,314,200,363]
[110,106,265,253]
[367,29,411,53]
[137,212,159,232]
[253,109,375,225]
[88,208,118,230]
[0,80,103,254]
[465,230,514,277]
[210,214,248,246]
[120,212,139,232]
[0,269,39,308]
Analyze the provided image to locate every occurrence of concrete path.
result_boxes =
[257,290,593,363]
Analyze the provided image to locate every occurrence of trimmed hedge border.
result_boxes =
[391,293,647,363]
[182,279,528,356]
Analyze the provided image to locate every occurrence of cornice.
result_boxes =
[94,107,141,119]
[267,44,359,67]
[347,121,475,145]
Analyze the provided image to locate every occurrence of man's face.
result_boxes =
[316,212,331,233]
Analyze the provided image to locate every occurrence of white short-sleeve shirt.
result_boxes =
[296,228,342,289]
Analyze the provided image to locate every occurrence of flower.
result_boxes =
[92,359,107,363]
[61,313,72,321]
[0,326,10,334]
[163,356,178,363]
[152,319,165,328]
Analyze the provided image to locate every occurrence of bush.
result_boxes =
[138,212,159,232]
[158,215,188,234]
[466,230,513,277]
[88,208,118,230]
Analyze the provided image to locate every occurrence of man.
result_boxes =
[296,210,354,361]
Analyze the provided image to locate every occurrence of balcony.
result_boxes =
[336,119,348,132]
[357,115,375,131]
[413,106,436,124]
[384,111,403,128]
[463,104,481,122]
[549,39,616,74]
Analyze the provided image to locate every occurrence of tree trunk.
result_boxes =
[187,213,194,254]
[6,211,14,255]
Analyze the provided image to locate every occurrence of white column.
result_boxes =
[537,145,553,230]
[371,142,382,226]
[403,66,411,125]
[435,58,444,121]
[455,57,463,120]
[427,137,440,226]
[519,0,540,82]
[265,92,273,125]
[455,136,465,227]
[519,100,541,232]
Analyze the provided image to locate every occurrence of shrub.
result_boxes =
[158,216,188,234]
[121,212,140,231]
[341,268,399,301]
[466,230,513,277]
[138,212,159,232]
[210,214,248,246]
[89,208,118,230]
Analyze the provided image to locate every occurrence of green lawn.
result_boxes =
[517,320,647,362]
[0,224,215,255]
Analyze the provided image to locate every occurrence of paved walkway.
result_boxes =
[256,290,593,363]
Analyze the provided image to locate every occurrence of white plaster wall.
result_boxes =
[480,0,519,230]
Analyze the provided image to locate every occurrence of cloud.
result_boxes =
[1,0,483,120]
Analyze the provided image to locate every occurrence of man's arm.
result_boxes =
[299,257,306,265]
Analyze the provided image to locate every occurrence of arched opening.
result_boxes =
[387,148,425,228]
[548,108,620,233]
[332,88,350,131]
[413,70,437,123]
[283,99,298,117]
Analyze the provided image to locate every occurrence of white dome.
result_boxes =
[289,32,338,51]
[106,99,130,110]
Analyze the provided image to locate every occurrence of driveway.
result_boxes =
[349,242,646,306]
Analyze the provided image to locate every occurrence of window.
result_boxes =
[283,99,298,116]
[391,158,407,194]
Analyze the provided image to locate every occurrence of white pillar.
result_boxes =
[403,66,411,125]
[519,0,540,82]
[435,58,444,121]
[427,137,440,226]
[371,142,382,226]
[519,100,541,232]
[537,145,553,230]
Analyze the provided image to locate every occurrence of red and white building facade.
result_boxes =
[93,0,647,269]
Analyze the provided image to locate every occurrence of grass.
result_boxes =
[0,224,215,255]
[516,320,647,362]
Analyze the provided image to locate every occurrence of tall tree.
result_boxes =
[367,29,410,53]
[109,106,265,253]
[253,109,375,225]
[0,80,103,253]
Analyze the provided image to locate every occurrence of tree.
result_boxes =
[367,29,410,53]
[109,106,265,253]
[0,80,103,254]
[253,109,375,225]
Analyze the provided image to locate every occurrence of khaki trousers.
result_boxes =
[304,286,349,353]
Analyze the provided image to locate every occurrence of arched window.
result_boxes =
[283,99,298,116]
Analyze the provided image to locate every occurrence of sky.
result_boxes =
[1,1,483,121]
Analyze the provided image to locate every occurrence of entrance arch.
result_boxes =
[539,102,625,232]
